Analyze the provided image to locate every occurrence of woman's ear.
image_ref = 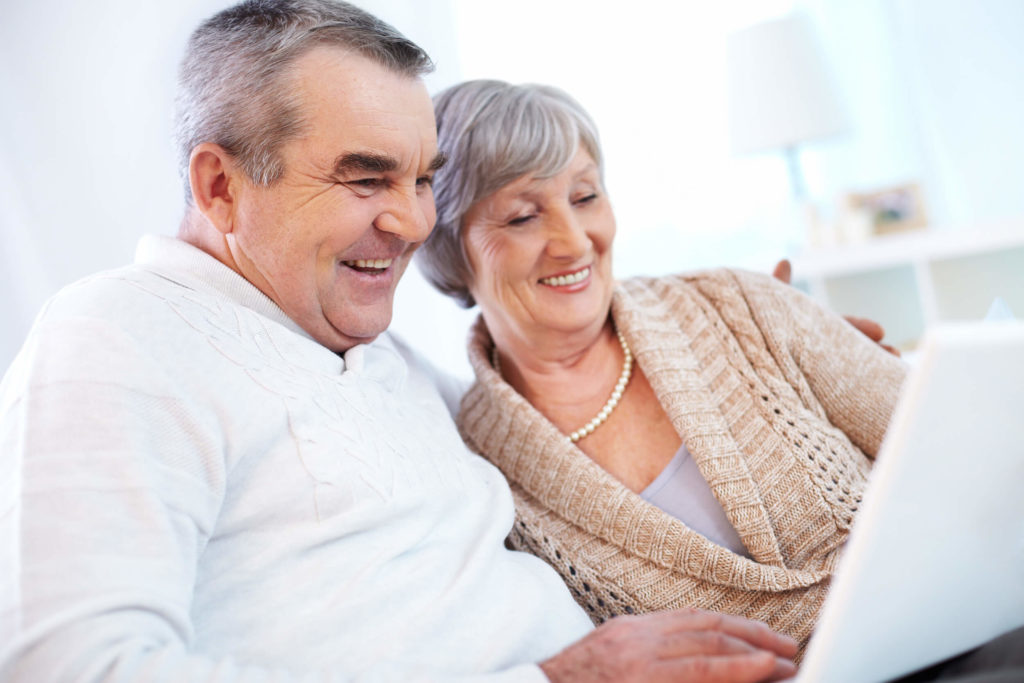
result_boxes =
[188,142,242,235]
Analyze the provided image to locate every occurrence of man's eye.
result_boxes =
[416,175,433,188]
[343,178,384,199]
[574,193,598,205]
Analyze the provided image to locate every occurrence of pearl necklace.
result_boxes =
[491,327,633,443]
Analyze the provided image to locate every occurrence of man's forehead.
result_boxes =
[290,46,429,109]
[284,47,439,171]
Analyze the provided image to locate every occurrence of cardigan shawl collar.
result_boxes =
[459,275,833,594]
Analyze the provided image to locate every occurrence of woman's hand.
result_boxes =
[539,608,798,683]
[773,259,900,357]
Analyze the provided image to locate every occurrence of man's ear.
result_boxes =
[189,142,243,235]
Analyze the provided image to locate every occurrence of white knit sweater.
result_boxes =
[0,235,592,682]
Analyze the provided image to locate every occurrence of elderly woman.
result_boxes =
[416,79,906,650]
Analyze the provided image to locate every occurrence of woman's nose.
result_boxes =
[375,185,434,243]
[546,207,590,257]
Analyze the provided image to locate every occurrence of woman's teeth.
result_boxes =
[343,258,392,270]
[540,267,590,287]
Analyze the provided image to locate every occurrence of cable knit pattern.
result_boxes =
[0,235,591,682]
[457,268,907,651]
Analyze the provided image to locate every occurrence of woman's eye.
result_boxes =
[416,175,433,188]
[507,214,535,226]
[574,193,598,205]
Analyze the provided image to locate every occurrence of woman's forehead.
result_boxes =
[497,149,599,198]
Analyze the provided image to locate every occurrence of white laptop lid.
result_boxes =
[796,321,1024,683]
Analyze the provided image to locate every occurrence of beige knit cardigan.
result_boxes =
[457,268,908,650]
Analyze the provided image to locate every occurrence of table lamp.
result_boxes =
[727,11,848,209]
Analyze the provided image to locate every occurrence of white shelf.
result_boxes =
[789,223,1024,350]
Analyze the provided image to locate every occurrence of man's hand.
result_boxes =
[773,259,900,357]
[539,608,798,683]
[771,259,793,286]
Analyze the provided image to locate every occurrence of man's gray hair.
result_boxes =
[174,0,433,201]
[417,80,603,309]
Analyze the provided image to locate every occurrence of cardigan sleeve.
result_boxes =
[730,270,908,458]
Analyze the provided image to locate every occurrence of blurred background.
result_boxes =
[2,0,1022,380]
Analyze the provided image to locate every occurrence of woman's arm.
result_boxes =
[735,270,908,458]
[772,259,900,356]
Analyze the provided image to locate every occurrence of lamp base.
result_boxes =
[793,200,836,249]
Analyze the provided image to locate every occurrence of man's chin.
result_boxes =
[320,312,392,353]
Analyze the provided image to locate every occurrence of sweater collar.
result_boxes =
[460,282,829,591]
[135,234,310,339]
[133,235,406,389]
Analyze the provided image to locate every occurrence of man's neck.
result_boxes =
[178,207,240,276]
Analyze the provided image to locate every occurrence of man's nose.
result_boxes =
[375,184,433,242]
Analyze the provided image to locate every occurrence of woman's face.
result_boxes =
[462,146,616,347]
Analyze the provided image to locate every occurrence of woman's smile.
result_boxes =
[539,265,591,290]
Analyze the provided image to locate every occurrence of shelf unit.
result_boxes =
[789,223,1024,350]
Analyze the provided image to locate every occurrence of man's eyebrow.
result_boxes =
[332,152,397,176]
[331,151,447,176]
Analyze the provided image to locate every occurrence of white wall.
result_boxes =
[1,0,215,369]
[890,0,1024,227]
[803,0,1024,230]
[0,0,476,378]
[448,0,1024,274]
[3,0,1023,379]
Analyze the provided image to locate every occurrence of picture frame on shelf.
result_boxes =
[841,183,928,239]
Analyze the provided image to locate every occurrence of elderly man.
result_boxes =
[0,1,798,681]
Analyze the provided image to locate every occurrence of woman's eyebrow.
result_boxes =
[427,152,448,172]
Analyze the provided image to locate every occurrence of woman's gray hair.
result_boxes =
[174,0,432,202]
[417,80,603,308]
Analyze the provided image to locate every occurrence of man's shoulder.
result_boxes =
[24,258,291,381]
[1,265,207,411]
[35,260,220,340]
[30,264,160,333]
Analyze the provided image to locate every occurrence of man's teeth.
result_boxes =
[540,267,590,287]
[344,258,393,269]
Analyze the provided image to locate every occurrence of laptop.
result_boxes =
[794,320,1024,682]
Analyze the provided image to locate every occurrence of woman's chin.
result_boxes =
[532,312,609,339]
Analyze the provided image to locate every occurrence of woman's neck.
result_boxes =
[489,316,625,434]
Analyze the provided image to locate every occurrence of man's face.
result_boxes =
[226,48,442,353]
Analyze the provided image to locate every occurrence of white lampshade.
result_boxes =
[727,12,848,155]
